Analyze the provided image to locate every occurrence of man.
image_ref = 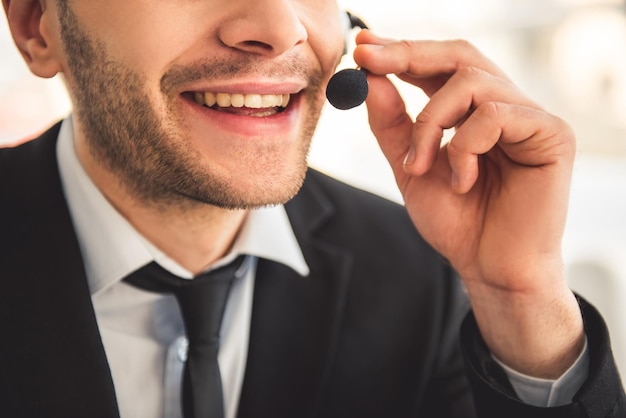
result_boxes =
[0,0,624,417]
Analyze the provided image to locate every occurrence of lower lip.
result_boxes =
[180,93,302,138]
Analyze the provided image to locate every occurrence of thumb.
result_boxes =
[365,73,413,169]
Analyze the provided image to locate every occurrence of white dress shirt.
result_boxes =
[56,117,309,418]
[55,117,587,417]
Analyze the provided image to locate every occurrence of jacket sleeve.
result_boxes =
[460,296,626,418]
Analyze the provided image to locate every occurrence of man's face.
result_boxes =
[56,0,344,209]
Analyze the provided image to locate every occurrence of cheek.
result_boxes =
[71,1,201,78]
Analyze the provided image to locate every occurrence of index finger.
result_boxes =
[353,30,510,82]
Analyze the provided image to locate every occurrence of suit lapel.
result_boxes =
[0,126,120,417]
[237,171,353,417]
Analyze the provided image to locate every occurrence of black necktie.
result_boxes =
[124,255,246,418]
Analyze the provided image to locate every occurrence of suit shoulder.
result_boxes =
[0,123,61,181]
[0,124,62,215]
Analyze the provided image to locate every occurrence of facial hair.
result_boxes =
[56,2,326,210]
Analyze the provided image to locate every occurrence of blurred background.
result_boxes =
[1,0,625,374]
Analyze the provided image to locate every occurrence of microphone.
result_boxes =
[326,68,368,110]
[326,11,369,110]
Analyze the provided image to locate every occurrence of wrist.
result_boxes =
[466,281,585,379]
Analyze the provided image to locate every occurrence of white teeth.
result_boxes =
[261,95,276,107]
[245,94,262,108]
[198,92,290,109]
[204,92,217,107]
[230,94,245,108]
[216,93,231,107]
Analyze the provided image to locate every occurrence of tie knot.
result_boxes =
[125,255,246,293]
[124,255,247,344]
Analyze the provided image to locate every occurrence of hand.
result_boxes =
[354,30,585,378]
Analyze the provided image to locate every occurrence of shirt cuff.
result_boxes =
[492,337,590,407]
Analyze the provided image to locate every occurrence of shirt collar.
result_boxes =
[56,117,309,295]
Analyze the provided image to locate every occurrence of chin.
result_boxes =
[226,168,307,209]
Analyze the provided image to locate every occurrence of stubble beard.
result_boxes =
[56,2,326,211]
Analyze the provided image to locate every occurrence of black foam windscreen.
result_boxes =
[326,68,368,110]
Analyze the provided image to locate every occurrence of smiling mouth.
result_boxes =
[189,91,291,117]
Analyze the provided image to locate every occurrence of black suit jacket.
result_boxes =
[0,124,624,417]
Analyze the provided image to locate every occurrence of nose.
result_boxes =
[218,0,308,57]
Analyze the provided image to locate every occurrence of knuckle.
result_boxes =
[398,39,416,56]
[415,108,436,126]
[475,101,502,120]
[451,66,494,91]
[446,139,465,156]
[450,38,477,52]
[449,39,480,64]
[454,65,484,83]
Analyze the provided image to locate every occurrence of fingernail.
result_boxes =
[403,145,416,166]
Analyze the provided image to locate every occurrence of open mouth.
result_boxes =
[186,91,292,117]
